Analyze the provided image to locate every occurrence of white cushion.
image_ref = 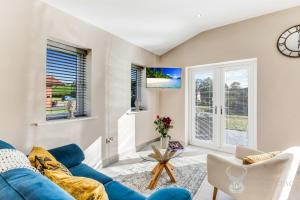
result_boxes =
[0,149,39,173]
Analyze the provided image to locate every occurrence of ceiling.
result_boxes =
[40,0,300,55]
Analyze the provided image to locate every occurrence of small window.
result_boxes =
[131,64,143,110]
[46,40,88,120]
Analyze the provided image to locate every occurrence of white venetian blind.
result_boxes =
[131,64,143,108]
[46,40,88,120]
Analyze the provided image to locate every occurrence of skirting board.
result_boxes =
[102,154,119,168]
[101,137,160,167]
[135,137,160,152]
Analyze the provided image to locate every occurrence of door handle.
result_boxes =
[220,106,223,115]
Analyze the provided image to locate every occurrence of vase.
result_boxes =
[66,100,76,119]
[160,136,170,149]
[134,98,141,111]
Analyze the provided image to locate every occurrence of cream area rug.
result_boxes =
[114,162,207,197]
[103,149,208,198]
[100,145,234,200]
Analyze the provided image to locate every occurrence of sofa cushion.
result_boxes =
[49,144,84,169]
[28,147,72,175]
[0,175,23,200]
[147,187,192,200]
[104,181,145,200]
[69,163,112,185]
[0,140,15,149]
[0,168,74,200]
[44,170,108,200]
[0,149,39,174]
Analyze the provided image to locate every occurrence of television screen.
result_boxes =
[146,67,182,88]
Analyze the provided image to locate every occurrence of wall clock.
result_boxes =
[277,25,300,58]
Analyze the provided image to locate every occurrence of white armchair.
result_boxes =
[207,146,300,200]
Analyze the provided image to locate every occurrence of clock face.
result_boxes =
[277,25,300,58]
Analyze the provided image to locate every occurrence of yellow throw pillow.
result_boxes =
[243,151,281,164]
[28,147,108,200]
[44,170,108,200]
[28,147,72,175]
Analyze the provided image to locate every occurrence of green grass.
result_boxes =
[226,115,248,132]
[195,106,248,132]
[52,85,76,97]
[46,109,67,114]
[51,97,62,101]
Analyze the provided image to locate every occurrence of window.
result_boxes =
[46,40,88,120]
[131,64,143,110]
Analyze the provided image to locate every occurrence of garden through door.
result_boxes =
[188,59,257,152]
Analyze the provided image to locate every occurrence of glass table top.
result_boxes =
[139,142,184,162]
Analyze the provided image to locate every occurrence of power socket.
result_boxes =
[106,137,113,144]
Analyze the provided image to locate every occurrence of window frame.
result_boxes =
[131,64,144,111]
[46,40,88,121]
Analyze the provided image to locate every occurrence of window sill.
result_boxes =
[33,116,98,126]
[127,110,148,115]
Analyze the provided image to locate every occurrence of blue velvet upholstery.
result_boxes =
[0,140,15,149]
[69,163,113,185]
[104,181,146,200]
[0,168,74,200]
[51,144,192,200]
[0,175,23,200]
[148,187,192,200]
[48,144,85,168]
[0,141,192,200]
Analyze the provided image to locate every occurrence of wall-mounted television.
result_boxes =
[146,67,182,88]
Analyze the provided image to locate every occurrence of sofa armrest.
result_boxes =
[49,144,85,168]
[147,187,192,200]
[235,145,264,160]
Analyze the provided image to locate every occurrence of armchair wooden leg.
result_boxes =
[212,187,218,200]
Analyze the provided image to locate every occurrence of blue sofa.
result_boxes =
[0,140,192,200]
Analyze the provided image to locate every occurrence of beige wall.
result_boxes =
[1,0,299,166]
[159,6,300,151]
[0,0,159,166]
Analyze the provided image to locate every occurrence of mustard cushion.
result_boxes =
[243,151,281,164]
[29,147,108,200]
[28,147,72,175]
[44,170,108,200]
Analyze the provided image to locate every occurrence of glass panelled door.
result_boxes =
[222,68,249,147]
[190,69,219,147]
[189,59,256,152]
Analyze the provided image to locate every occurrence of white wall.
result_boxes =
[0,0,159,167]
[105,37,160,163]
[159,6,300,151]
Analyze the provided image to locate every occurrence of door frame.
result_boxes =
[185,58,257,153]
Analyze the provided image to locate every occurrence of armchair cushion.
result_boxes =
[242,151,281,164]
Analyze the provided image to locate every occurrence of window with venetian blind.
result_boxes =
[131,64,143,109]
[46,40,88,120]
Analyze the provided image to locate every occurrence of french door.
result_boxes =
[188,59,257,152]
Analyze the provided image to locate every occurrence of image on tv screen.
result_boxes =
[146,67,182,88]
